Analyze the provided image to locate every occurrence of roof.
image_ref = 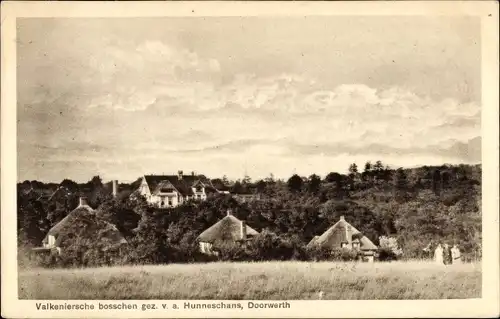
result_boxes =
[144,175,198,196]
[197,214,259,243]
[310,217,378,251]
[307,236,320,248]
[43,204,127,248]
[143,174,226,196]
[210,180,231,192]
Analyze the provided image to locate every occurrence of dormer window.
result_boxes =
[161,187,174,193]
[195,186,203,192]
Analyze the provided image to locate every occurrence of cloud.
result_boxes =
[17,37,481,181]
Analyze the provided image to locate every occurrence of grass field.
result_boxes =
[18,261,481,300]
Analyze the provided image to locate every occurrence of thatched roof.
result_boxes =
[197,214,259,243]
[43,199,127,249]
[307,236,320,248]
[309,216,377,251]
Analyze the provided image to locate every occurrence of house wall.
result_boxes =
[191,186,207,201]
[149,193,180,208]
[199,241,218,256]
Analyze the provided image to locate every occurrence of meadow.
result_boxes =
[18,261,481,300]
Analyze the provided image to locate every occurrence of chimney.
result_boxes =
[227,209,232,216]
[191,171,195,176]
[340,215,345,221]
[112,180,118,198]
[240,220,247,240]
[79,196,89,207]
[178,170,183,180]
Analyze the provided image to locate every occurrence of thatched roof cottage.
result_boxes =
[38,197,127,255]
[197,210,259,255]
[307,216,378,262]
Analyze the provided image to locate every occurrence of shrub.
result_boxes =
[216,241,250,262]
[246,231,299,261]
[305,245,332,261]
[378,236,403,261]
[331,247,362,261]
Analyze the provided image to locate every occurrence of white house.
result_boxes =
[136,171,229,208]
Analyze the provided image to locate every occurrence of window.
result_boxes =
[168,199,173,206]
[160,201,164,207]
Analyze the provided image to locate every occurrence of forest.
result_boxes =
[17,161,482,267]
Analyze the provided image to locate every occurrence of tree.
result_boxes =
[348,163,359,186]
[348,163,358,175]
[362,161,373,182]
[60,179,78,192]
[378,236,403,261]
[97,199,142,238]
[373,160,384,172]
[89,175,103,188]
[392,168,408,200]
[287,174,303,193]
[242,174,251,185]
[364,161,372,173]
[231,181,245,194]
[264,173,275,183]
[307,174,321,194]
[325,172,343,185]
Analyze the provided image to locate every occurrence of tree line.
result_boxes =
[17,162,482,268]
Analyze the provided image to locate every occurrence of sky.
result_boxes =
[17,17,481,183]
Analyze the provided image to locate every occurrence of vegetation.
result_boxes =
[18,261,482,300]
[17,162,482,268]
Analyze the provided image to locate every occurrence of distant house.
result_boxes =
[134,171,229,208]
[230,184,262,203]
[34,197,127,255]
[307,216,378,262]
[232,193,262,203]
[197,210,259,255]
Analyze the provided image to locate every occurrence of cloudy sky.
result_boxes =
[17,17,481,183]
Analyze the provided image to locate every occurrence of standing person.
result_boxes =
[434,244,444,265]
[443,243,452,265]
[451,245,462,264]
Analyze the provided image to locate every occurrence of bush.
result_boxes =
[378,236,403,261]
[246,231,301,261]
[331,247,362,261]
[306,246,362,262]
[305,245,332,261]
[18,245,60,269]
[216,241,250,262]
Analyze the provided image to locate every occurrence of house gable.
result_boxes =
[153,180,180,195]
[139,176,151,196]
